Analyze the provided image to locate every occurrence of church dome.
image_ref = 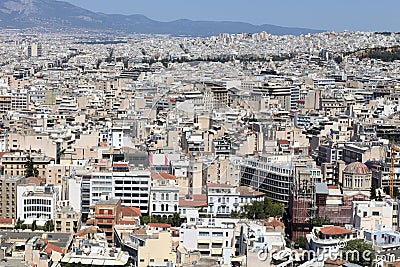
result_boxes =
[343,162,371,174]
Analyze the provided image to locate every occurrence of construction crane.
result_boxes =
[390,143,400,198]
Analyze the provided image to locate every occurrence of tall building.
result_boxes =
[91,198,121,243]
[113,170,151,214]
[81,170,151,220]
[150,172,179,216]
[1,152,52,178]
[240,156,295,204]
[0,176,25,218]
[27,43,42,58]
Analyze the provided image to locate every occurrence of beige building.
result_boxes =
[46,164,72,186]
[135,231,177,267]
[54,204,80,234]
[0,176,25,218]
[205,156,240,185]
[7,132,57,158]
[1,152,52,178]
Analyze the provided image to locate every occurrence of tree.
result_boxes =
[43,220,54,232]
[294,237,307,249]
[377,190,383,201]
[142,212,182,227]
[167,213,181,227]
[25,155,39,177]
[241,197,285,219]
[370,183,377,200]
[31,220,37,231]
[15,218,24,230]
[341,239,375,266]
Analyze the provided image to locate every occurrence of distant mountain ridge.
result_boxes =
[0,0,324,36]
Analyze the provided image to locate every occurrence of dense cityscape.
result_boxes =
[0,11,400,267]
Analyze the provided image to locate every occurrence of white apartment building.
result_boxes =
[17,184,60,226]
[113,170,151,214]
[11,88,28,110]
[179,220,236,257]
[351,200,399,230]
[150,173,179,216]
[86,170,151,214]
[90,172,113,205]
[207,183,239,217]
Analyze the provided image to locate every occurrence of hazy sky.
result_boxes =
[63,0,400,32]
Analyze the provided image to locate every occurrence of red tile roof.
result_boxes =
[265,218,284,228]
[320,226,352,236]
[44,242,64,254]
[85,219,95,226]
[121,206,142,217]
[147,223,171,228]
[117,219,137,225]
[328,185,339,189]
[113,163,129,167]
[238,186,265,197]
[75,226,98,237]
[193,194,207,201]
[151,172,177,180]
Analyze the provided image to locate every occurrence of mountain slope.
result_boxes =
[0,0,324,36]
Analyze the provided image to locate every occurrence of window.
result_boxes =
[372,211,380,216]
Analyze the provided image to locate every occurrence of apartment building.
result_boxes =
[91,198,121,243]
[16,184,59,225]
[150,172,179,216]
[179,221,236,257]
[0,176,25,218]
[351,200,399,230]
[54,204,80,234]
[2,152,52,178]
[113,170,151,214]
[207,183,239,217]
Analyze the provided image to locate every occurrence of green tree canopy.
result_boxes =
[241,197,285,219]
[341,239,375,266]
[25,155,39,177]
